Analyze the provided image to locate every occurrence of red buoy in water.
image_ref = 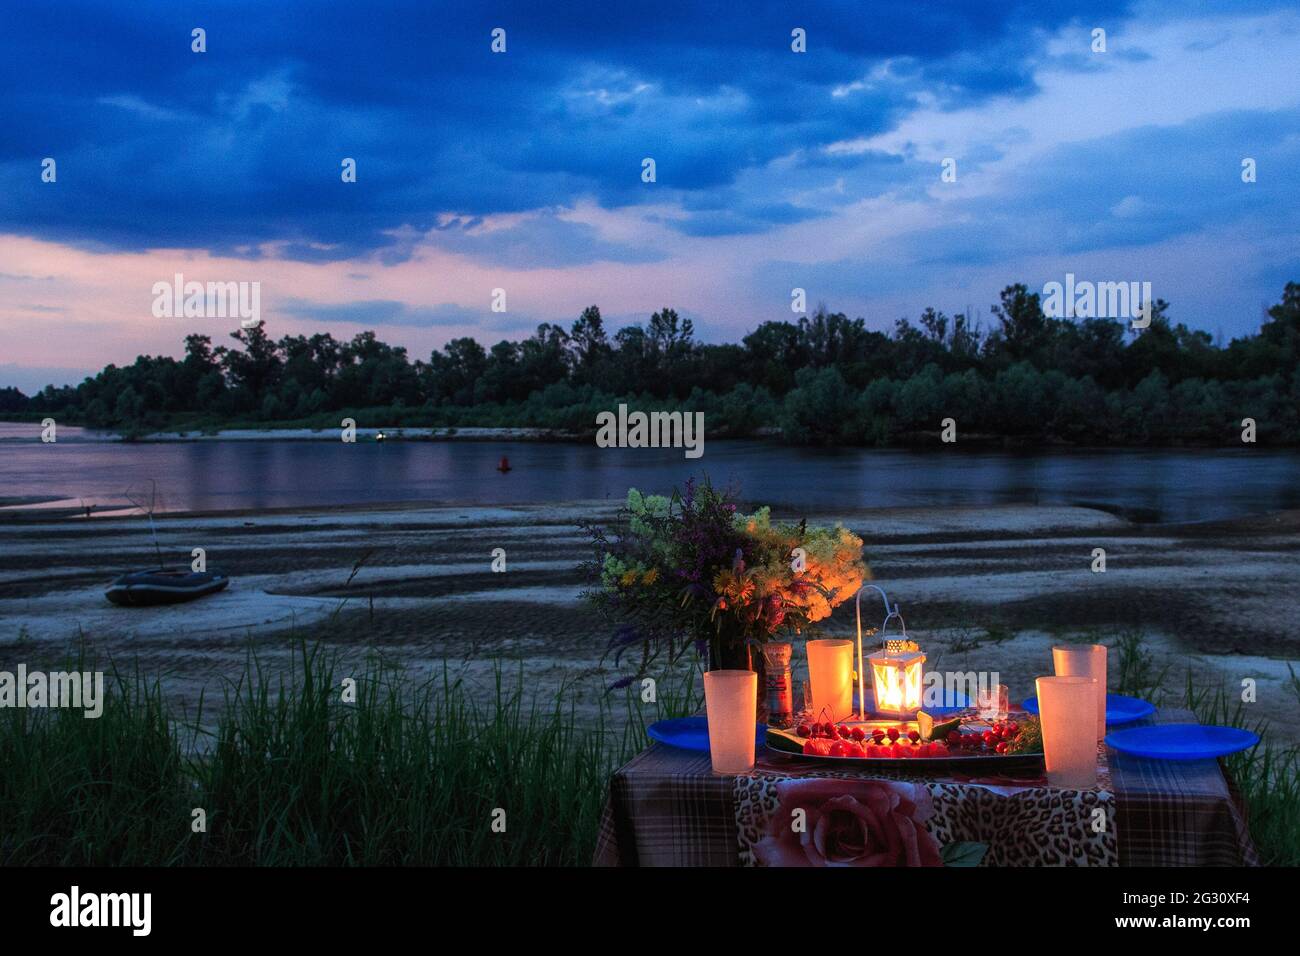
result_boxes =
[497,456,512,473]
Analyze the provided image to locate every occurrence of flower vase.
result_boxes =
[707,624,768,725]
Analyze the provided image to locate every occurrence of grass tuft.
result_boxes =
[1,640,701,866]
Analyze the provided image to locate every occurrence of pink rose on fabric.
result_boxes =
[753,778,942,867]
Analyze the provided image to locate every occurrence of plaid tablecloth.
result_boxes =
[593,707,1258,866]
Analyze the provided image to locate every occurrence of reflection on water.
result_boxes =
[1,425,1297,522]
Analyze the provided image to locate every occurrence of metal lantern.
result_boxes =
[867,639,926,718]
[854,585,925,718]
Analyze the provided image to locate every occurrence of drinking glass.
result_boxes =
[1035,676,1098,788]
[703,670,758,774]
[1052,644,1107,740]
[806,639,854,724]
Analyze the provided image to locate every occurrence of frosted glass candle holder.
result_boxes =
[1053,644,1108,740]
[703,670,758,774]
[806,639,854,724]
[1035,676,1098,788]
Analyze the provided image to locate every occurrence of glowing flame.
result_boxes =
[870,655,925,716]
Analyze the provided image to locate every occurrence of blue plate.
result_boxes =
[1105,724,1259,761]
[1021,693,1155,725]
[646,716,766,753]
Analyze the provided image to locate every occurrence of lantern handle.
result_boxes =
[854,584,903,642]
[880,607,908,641]
[853,584,904,719]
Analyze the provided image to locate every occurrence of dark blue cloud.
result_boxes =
[0,0,1136,257]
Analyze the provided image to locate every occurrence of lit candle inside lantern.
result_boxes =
[867,641,926,718]
[703,669,758,774]
[806,639,854,724]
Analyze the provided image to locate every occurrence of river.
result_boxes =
[1,423,1296,522]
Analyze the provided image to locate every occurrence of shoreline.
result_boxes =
[1,501,1297,750]
[2,419,1289,448]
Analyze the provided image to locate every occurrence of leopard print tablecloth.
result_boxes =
[735,747,1117,866]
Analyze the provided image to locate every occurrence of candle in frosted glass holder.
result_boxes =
[806,639,854,723]
[1035,676,1098,788]
[1053,644,1107,740]
[703,670,758,774]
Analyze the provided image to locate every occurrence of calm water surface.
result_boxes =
[1,423,1297,522]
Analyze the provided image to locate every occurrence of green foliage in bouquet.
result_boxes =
[582,479,868,682]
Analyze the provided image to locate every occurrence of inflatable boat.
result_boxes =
[105,569,230,606]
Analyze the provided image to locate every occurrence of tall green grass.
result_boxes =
[0,659,192,865]
[0,641,702,866]
[6,633,1292,865]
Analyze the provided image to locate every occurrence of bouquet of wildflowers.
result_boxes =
[582,479,868,682]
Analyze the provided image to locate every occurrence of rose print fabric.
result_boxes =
[737,771,1117,867]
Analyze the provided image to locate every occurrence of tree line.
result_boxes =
[4,282,1299,445]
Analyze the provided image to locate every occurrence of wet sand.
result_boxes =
[1,501,1297,744]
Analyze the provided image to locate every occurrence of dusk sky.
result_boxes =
[2,0,1298,395]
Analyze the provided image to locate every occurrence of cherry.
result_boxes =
[851,727,866,742]
[796,723,811,738]
[886,727,900,741]
[946,730,962,745]
[907,730,921,743]
[995,741,1009,754]
[983,730,998,746]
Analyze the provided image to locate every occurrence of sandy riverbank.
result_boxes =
[1,500,1297,744]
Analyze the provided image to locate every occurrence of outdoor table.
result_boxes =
[593,707,1258,866]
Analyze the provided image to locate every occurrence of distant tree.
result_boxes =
[0,386,28,413]
[428,337,488,405]
[218,324,282,411]
[986,283,1049,364]
[569,305,611,380]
